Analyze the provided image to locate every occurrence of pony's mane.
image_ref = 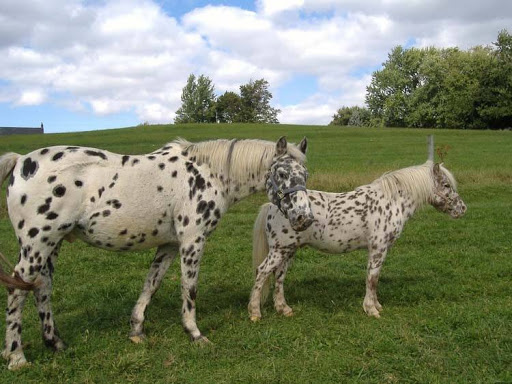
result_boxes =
[172,138,306,184]
[371,161,456,206]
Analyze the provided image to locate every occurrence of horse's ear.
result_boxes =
[298,137,308,154]
[276,136,287,156]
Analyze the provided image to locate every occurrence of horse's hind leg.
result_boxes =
[2,287,30,370]
[3,240,59,370]
[130,244,178,343]
[363,247,388,318]
[248,249,286,321]
[33,242,66,351]
[273,255,294,317]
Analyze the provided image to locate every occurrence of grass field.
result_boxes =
[0,124,510,383]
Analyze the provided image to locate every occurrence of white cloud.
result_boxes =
[257,0,304,16]
[0,0,509,126]
[17,89,46,106]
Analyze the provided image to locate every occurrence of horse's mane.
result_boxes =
[371,161,457,206]
[172,138,306,184]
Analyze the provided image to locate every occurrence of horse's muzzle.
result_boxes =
[289,212,315,232]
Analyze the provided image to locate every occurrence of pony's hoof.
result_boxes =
[363,304,381,318]
[283,309,294,317]
[129,334,146,344]
[192,335,211,345]
[250,315,261,322]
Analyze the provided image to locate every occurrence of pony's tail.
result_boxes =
[0,153,36,291]
[253,203,272,304]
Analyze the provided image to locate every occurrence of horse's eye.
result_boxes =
[278,172,286,179]
[443,183,450,188]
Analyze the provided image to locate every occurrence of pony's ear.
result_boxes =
[298,137,308,154]
[276,136,287,156]
[433,163,442,180]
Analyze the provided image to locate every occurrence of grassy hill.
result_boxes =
[0,124,510,383]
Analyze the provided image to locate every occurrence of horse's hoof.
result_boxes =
[250,315,261,322]
[283,309,294,317]
[7,355,30,371]
[129,334,146,344]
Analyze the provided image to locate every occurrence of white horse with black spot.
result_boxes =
[248,159,466,321]
[0,136,314,370]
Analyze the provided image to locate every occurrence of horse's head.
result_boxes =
[430,163,466,218]
[266,136,314,232]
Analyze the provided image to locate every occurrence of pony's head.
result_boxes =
[430,163,466,218]
[266,137,313,231]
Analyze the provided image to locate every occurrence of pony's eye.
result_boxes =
[444,183,450,188]
[279,172,287,179]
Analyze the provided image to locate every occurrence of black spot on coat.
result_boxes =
[21,157,38,180]
[85,150,107,160]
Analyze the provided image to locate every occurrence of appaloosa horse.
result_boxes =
[248,160,466,321]
[0,136,314,369]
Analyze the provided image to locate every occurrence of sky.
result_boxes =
[0,0,510,133]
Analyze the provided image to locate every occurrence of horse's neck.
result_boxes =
[217,170,266,206]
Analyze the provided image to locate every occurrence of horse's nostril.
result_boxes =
[297,214,304,222]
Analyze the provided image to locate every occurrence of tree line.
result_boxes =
[175,75,280,124]
[331,29,512,129]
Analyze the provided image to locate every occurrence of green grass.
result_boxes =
[0,124,511,383]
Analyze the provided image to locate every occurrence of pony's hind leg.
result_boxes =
[363,247,388,318]
[248,249,287,321]
[130,243,178,343]
[34,242,66,351]
[273,255,294,317]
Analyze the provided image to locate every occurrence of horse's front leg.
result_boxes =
[248,249,286,321]
[130,243,178,343]
[34,242,66,352]
[273,254,294,317]
[363,247,388,318]
[179,236,208,342]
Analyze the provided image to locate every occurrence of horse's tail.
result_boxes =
[253,203,272,304]
[0,153,19,186]
[0,153,36,291]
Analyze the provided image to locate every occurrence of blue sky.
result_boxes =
[1,0,509,133]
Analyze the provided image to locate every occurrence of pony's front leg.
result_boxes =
[34,243,66,352]
[248,249,285,321]
[130,244,178,343]
[273,255,294,317]
[179,237,208,342]
[363,248,388,318]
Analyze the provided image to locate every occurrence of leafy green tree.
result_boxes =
[365,30,512,129]
[175,74,216,123]
[216,91,242,123]
[239,79,280,123]
[479,29,512,128]
[329,106,370,126]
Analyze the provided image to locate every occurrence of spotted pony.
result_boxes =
[248,160,466,321]
[0,136,313,370]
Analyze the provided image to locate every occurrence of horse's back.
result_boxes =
[6,145,182,249]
